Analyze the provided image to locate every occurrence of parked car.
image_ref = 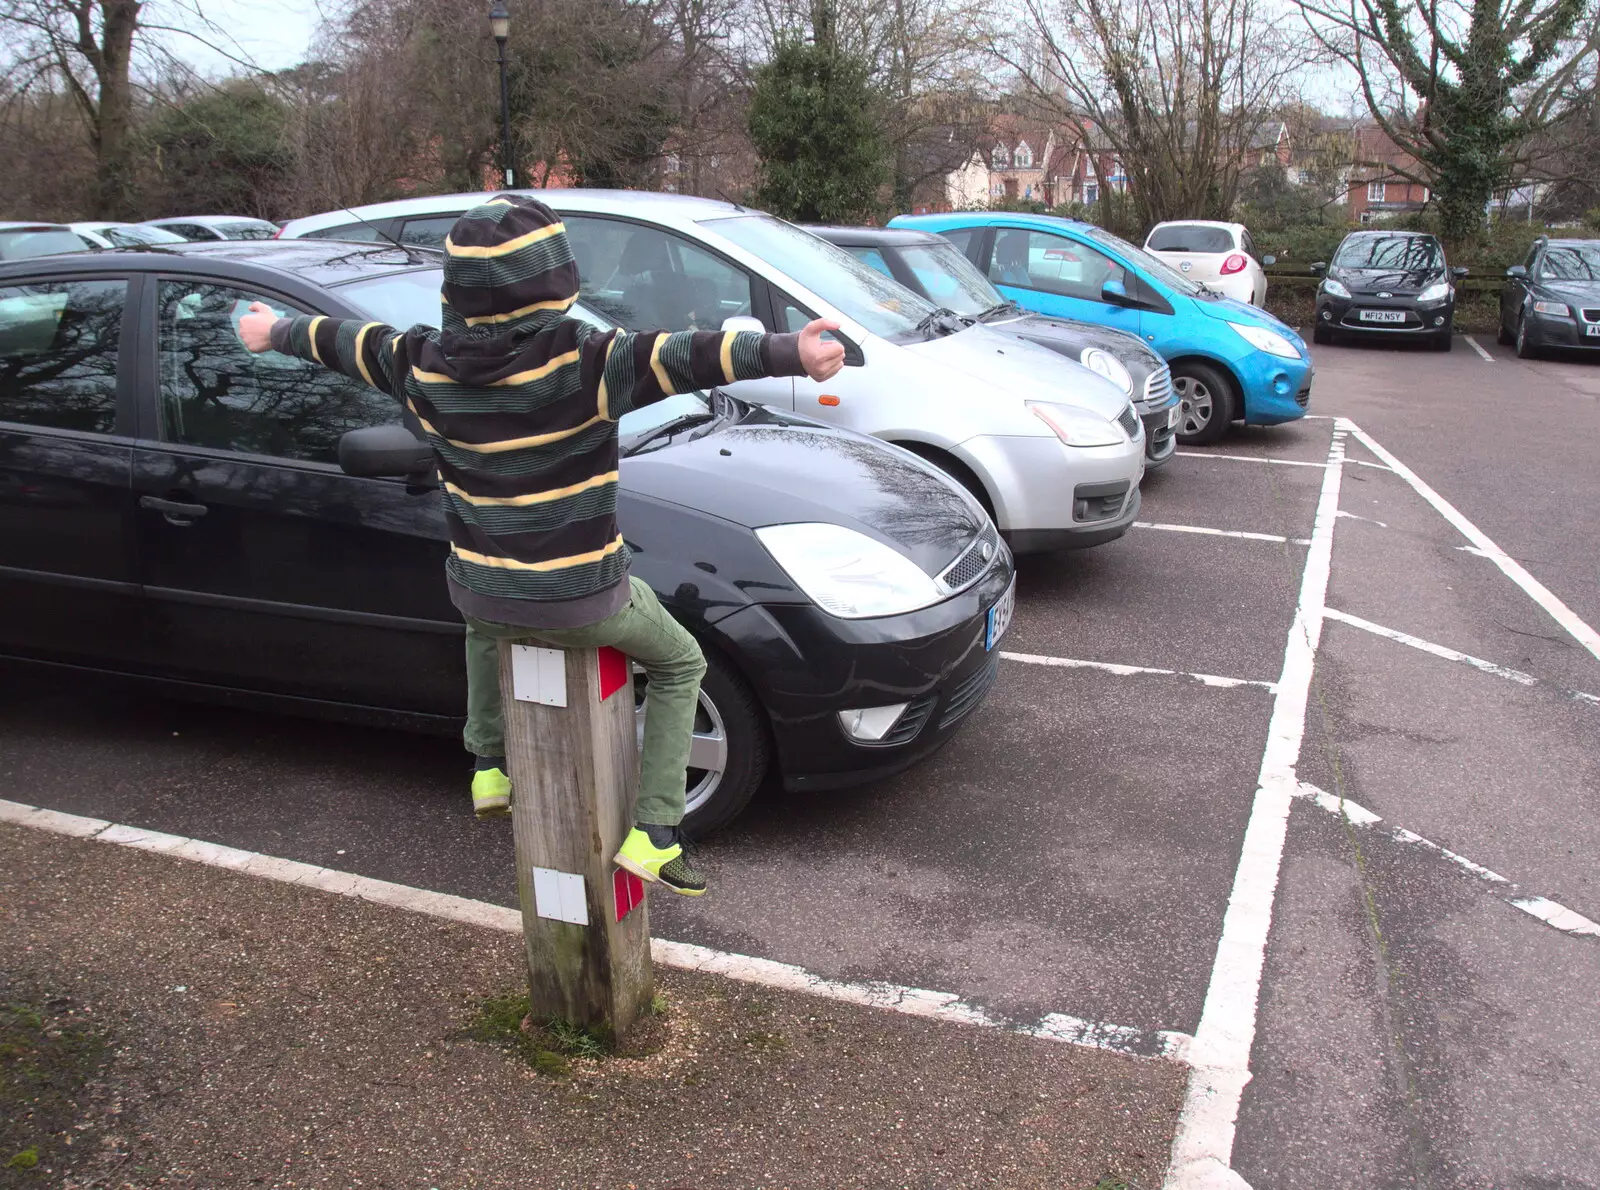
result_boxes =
[283,191,1148,552]
[891,211,1312,446]
[0,240,1015,835]
[1498,236,1600,359]
[1311,230,1464,351]
[142,215,280,242]
[70,221,188,250]
[0,222,90,261]
[1142,220,1272,306]
[807,224,1180,468]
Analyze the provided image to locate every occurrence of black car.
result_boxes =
[1311,230,1465,350]
[1498,237,1600,359]
[807,225,1180,467]
[0,241,1015,834]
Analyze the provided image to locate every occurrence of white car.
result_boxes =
[282,191,1148,553]
[1142,221,1272,306]
[142,215,280,242]
[70,221,187,249]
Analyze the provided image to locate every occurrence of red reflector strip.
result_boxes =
[597,646,629,700]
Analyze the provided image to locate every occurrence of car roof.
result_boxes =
[0,239,437,288]
[804,225,944,247]
[1150,219,1241,231]
[1343,228,1435,239]
[895,211,1097,233]
[282,188,751,235]
[1540,237,1600,247]
[0,222,72,232]
[145,215,276,227]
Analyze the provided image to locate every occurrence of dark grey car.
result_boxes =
[807,225,1179,467]
[1498,237,1600,359]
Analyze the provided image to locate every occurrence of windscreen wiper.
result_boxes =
[977,300,1022,322]
[915,307,965,337]
[620,411,719,456]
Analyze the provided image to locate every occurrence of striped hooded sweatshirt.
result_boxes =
[268,195,807,628]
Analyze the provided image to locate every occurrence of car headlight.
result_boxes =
[1417,281,1451,305]
[1227,321,1301,359]
[755,522,943,619]
[1533,299,1571,316]
[1027,401,1125,447]
[1079,347,1133,396]
[1321,278,1351,300]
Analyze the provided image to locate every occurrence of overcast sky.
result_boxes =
[158,0,326,76]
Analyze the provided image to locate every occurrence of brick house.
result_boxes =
[1346,125,1430,222]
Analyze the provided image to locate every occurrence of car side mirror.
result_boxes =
[1262,254,1277,267]
[1452,265,1469,279]
[1506,264,1528,279]
[339,424,433,486]
[721,315,766,334]
[1100,278,1136,307]
[1309,262,1326,276]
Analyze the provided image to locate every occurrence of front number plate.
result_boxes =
[1586,324,1600,337]
[1358,309,1407,324]
[985,578,1016,651]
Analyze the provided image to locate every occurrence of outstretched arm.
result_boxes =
[238,302,406,398]
[579,319,846,422]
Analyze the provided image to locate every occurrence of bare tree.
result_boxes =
[996,0,1320,227]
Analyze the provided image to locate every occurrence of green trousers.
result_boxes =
[462,577,706,827]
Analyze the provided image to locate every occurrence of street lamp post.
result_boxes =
[490,1,513,188]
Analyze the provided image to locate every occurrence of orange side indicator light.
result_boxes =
[818,394,840,407]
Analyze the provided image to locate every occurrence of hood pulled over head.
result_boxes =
[440,194,579,337]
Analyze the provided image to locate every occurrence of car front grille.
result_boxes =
[1143,364,1173,406]
[881,691,938,746]
[939,655,1000,730]
[1117,404,1140,438]
[938,521,1000,593]
[1295,384,1311,408]
[1583,308,1600,324]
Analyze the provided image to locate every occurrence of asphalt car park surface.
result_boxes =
[4,337,1599,1187]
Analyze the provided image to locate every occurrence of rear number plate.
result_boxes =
[1358,309,1407,324]
[986,578,1016,651]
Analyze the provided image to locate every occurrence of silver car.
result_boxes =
[279,191,1147,552]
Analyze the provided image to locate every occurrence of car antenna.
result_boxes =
[338,207,426,265]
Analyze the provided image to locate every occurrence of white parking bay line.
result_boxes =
[0,798,1193,1063]
[1001,651,1277,692]
[1293,782,1599,939]
[1135,521,1311,546]
[1174,451,1331,469]
[1324,608,1600,707]
[1343,420,1600,665]
[1463,335,1495,362]
[1164,424,1347,1190]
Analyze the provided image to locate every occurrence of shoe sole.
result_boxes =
[473,802,511,819]
[660,882,706,897]
[613,853,662,885]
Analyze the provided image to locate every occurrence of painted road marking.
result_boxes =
[1325,608,1600,707]
[1135,521,1311,546]
[1345,421,1600,665]
[0,798,1193,1063]
[1463,335,1495,362]
[1164,424,1348,1190]
[1336,510,1389,528]
[1001,650,1277,692]
[1174,451,1331,468]
[1293,781,1599,939]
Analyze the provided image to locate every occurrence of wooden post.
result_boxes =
[497,641,653,1039]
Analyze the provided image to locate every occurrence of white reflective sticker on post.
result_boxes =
[531,867,588,925]
[510,645,567,707]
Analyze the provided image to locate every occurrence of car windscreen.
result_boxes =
[1081,224,1203,296]
[1146,225,1235,253]
[100,224,186,247]
[0,229,91,261]
[333,267,709,443]
[704,215,935,337]
[1538,243,1600,281]
[221,222,279,240]
[894,241,1002,316]
[1333,235,1441,270]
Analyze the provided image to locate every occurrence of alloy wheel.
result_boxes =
[634,676,729,815]
[1175,376,1214,436]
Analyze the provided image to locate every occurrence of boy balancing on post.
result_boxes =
[238,195,844,896]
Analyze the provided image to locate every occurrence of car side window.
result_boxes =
[938,228,975,257]
[165,224,210,241]
[990,228,1126,302]
[304,223,386,243]
[1241,230,1258,258]
[155,280,395,464]
[846,247,894,278]
[399,217,458,248]
[563,215,753,331]
[0,278,126,434]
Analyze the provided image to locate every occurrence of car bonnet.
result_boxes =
[898,322,1132,420]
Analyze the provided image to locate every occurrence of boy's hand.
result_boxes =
[238,301,280,353]
[798,319,846,382]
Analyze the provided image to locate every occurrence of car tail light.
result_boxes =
[1220,253,1248,275]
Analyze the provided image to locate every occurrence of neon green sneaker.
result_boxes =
[470,767,511,819]
[614,826,706,896]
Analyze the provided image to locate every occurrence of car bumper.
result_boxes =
[959,432,1145,547]
[713,552,1016,792]
[1316,294,1454,338]
[1525,310,1600,349]
[1139,404,1179,467]
[1212,274,1257,304]
[1233,350,1313,425]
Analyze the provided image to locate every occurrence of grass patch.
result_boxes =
[1,997,109,1188]
[464,992,615,1078]
[1086,1178,1129,1190]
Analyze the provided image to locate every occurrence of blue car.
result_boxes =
[890,212,1312,445]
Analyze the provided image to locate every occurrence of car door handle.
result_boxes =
[140,495,209,521]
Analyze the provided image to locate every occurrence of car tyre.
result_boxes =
[1433,330,1453,352]
[1497,321,1514,346]
[1173,362,1237,446]
[637,646,768,839]
[1312,323,1333,345]
[1515,317,1539,360]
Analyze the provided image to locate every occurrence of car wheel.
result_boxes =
[1312,323,1333,345]
[1173,363,1237,446]
[1497,320,1514,346]
[1515,316,1539,360]
[1434,330,1454,352]
[635,646,768,838]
